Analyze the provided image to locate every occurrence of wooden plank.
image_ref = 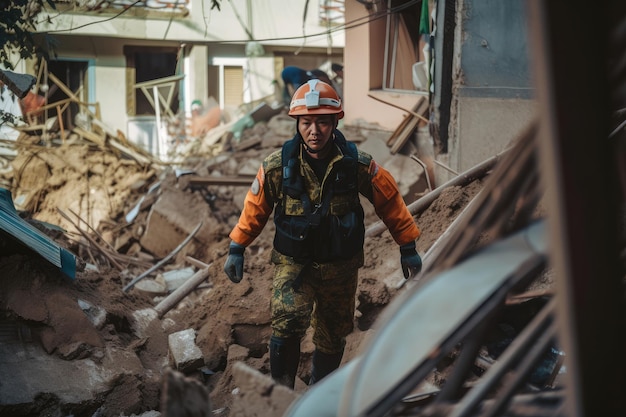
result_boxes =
[56,105,66,141]
[383,96,425,146]
[154,267,212,318]
[74,126,106,147]
[389,98,430,154]
[389,117,419,154]
[48,72,80,102]
[108,138,155,166]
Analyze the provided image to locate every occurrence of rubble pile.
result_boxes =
[0,108,487,416]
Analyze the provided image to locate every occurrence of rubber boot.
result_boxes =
[309,349,344,385]
[269,335,301,389]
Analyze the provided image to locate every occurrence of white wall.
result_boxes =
[451,97,537,172]
[32,1,345,138]
[37,0,344,48]
[94,57,128,135]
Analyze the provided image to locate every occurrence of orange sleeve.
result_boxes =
[229,165,274,246]
[370,161,420,245]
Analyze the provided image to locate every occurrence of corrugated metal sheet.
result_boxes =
[0,188,76,279]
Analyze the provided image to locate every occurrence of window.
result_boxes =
[210,58,247,111]
[383,0,428,92]
[46,59,92,130]
[125,47,180,116]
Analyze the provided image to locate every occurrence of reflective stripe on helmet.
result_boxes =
[289,97,341,110]
[288,78,344,118]
[289,79,342,110]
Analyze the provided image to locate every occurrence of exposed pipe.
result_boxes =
[410,155,433,192]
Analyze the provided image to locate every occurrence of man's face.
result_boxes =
[298,114,337,158]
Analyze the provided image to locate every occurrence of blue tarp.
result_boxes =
[0,188,76,279]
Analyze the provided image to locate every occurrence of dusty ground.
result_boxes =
[0,113,492,416]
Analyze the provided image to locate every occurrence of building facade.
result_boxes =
[22,0,344,156]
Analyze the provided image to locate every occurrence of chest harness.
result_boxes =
[273,131,365,263]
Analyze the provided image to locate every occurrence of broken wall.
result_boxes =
[433,0,536,183]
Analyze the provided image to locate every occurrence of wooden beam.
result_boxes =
[370,95,429,154]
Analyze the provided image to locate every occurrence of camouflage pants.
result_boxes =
[270,250,362,354]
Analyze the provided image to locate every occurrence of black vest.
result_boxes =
[273,131,365,263]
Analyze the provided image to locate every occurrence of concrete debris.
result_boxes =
[0,338,145,413]
[230,361,300,417]
[161,368,211,417]
[132,308,160,339]
[0,81,532,417]
[139,188,215,258]
[78,298,107,328]
[168,329,204,373]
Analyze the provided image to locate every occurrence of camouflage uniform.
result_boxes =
[262,139,371,353]
[269,249,362,353]
[227,77,422,387]
[228,131,420,384]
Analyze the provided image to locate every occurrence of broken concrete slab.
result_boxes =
[161,267,196,292]
[139,187,220,258]
[132,308,160,339]
[168,328,204,373]
[161,368,212,417]
[229,361,299,417]
[0,342,143,410]
[237,158,263,176]
[265,114,296,142]
[249,102,283,124]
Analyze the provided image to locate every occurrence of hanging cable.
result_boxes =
[228,0,254,40]
[39,0,421,44]
[294,0,311,55]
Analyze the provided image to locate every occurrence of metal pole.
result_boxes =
[153,85,162,158]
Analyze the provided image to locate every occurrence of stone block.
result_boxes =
[230,361,299,417]
[168,329,204,373]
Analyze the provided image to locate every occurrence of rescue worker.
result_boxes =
[281,66,334,107]
[281,66,313,107]
[224,80,422,388]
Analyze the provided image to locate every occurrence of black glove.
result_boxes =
[224,242,245,283]
[400,241,422,279]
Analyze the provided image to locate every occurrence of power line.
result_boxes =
[39,1,142,33]
[217,0,420,44]
[36,0,421,44]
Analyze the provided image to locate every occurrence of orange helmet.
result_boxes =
[288,79,344,119]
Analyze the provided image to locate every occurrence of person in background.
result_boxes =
[307,69,333,87]
[331,63,344,99]
[281,66,314,107]
[187,99,221,139]
[223,79,422,388]
[280,67,335,107]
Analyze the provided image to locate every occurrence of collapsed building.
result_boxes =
[1,1,626,417]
